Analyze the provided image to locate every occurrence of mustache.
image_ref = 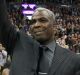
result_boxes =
[29,25,53,34]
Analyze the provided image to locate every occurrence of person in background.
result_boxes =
[0,43,7,74]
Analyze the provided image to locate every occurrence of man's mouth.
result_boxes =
[34,31,44,35]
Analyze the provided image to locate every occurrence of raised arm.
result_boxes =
[0,0,19,55]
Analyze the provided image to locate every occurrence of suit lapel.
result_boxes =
[32,40,40,71]
[48,44,67,75]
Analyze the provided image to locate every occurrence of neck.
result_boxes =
[40,36,55,45]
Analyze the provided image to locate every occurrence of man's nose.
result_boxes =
[34,21,41,28]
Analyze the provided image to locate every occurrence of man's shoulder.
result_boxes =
[56,44,79,57]
[19,30,39,45]
[57,44,80,64]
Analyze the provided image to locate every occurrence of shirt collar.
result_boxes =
[46,40,56,53]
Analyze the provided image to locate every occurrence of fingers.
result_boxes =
[0,43,5,52]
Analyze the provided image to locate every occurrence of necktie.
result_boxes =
[37,46,49,75]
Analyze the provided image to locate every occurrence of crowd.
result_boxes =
[56,15,80,52]
[0,2,80,75]
[8,3,80,52]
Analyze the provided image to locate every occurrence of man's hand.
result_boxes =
[0,44,3,52]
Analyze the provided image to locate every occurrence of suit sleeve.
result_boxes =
[76,71,80,75]
[0,0,19,55]
[75,55,80,75]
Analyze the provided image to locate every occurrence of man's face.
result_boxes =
[29,11,54,44]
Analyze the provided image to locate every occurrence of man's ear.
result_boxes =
[52,25,58,36]
[52,23,57,30]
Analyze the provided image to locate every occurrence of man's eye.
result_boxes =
[39,19,48,23]
[29,20,36,25]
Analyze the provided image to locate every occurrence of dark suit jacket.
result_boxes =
[0,0,80,75]
[48,45,80,75]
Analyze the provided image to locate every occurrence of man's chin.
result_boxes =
[35,37,47,44]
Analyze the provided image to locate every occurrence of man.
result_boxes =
[0,0,80,75]
[29,8,80,75]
